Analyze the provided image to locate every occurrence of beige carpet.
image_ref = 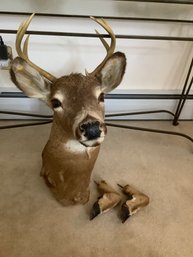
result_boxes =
[0,121,193,257]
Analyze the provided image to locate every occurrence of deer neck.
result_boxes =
[49,119,70,144]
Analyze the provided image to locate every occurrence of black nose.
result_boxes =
[80,121,101,140]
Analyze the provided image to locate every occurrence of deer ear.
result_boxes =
[96,52,126,93]
[10,57,51,102]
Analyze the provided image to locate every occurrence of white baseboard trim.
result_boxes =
[0,90,193,120]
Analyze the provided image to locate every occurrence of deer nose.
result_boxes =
[80,121,101,140]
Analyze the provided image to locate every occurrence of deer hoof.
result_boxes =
[118,183,150,223]
[90,180,121,220]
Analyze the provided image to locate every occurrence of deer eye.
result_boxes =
[98,93,104,103]
[51,98,62,109]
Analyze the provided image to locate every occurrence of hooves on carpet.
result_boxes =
[90,180,150,223]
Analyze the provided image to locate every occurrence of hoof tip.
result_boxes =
[90,202,100,220]
[120,204,130,223]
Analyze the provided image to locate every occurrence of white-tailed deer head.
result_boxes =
[10,14,126,205]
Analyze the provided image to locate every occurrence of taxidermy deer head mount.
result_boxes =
[10,13,126,206]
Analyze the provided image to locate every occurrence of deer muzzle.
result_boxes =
[80,121,101,140]
[76,118,107,147]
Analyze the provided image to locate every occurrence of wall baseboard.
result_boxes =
[0,91,193,120]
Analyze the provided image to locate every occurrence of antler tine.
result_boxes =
[16,13,57,83]
[89,16,116,76]
[94,30,109,51]
[16,13,35,60]
[23,34,30,57]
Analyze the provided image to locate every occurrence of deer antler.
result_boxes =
[89,17,116,76]
[16,13,57,83]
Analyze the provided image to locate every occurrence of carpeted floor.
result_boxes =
[0,121,193,257]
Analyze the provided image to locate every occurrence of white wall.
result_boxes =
[0,1,193,120]
[0,1,193,93]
